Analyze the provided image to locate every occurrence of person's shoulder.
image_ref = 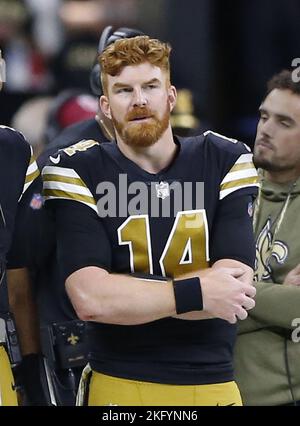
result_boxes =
[0,125,31,157]
[201,130,251,156]
[46,138,102,168]
[198,132,258,199]
[179,131,250,154]
[179,131,252,169]
[60,138,101,158]
[42,139,103,193]
[42,139,102,212]
[0,126,33,181]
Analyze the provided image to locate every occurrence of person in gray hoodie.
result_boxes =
[235,69,300,406]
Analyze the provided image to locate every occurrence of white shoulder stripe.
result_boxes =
[219,152,259,200]
[42,165,80,178]
[43,164,98,214]
[235,153,253,164]
[203,130,238,143]
[43,181,94,197]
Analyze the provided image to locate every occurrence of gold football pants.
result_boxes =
[0,346,18,406]
[87,371,242,406]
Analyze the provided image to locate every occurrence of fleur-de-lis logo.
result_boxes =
[255,218,288,281]
[67,333,79,346]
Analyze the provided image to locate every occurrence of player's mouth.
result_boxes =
[256,138,274,150]
[129,116,153,122]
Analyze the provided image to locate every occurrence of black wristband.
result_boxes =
[172,277,203,314]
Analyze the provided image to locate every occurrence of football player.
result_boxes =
[0,49,40,406]
[11,26,146,407]
[43,36,259,406]
[0,126,39,406]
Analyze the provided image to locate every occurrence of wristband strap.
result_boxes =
[173,277,203,314]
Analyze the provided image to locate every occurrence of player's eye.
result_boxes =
[143,83,159,90]
[280,120,291,128]
[259,113,268,122]
[116,87,132,94]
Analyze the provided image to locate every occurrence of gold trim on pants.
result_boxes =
[0,346,18,406]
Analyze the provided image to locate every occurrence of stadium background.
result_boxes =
[1,0,300,149]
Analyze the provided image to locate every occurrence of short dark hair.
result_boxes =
[266,69,300,97]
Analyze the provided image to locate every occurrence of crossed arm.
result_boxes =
[65,258,255,326]
[237,263,300,335]
[247,272,300,330]
[53,191,257,326]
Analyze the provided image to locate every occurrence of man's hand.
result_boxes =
[212,259,253,284]
[200,264,256,324]
[283,263,300,286]
[172,260,255,323]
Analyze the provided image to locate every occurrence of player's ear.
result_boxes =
[100,95,112,119]
[168,85,177,112]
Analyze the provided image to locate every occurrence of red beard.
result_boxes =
[112,104,170,148]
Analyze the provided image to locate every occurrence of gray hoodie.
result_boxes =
[234,177,300,405]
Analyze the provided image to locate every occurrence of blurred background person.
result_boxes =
[2,0,300,147]
[52,0,139,92]
[11,96,53,157]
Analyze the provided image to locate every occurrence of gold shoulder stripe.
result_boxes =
[229,161,255,173]
[219,153,259,199]
[20,149,40,199]
[25,168,39,184]
[42,165,98,213]
[43,189,96,206]
[221,176,259,192]
[42,173,85,187]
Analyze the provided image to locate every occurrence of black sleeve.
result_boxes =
[209,190,256,268]
[0,128,31,259]
[51,199,112,281]
[7,177,54,269]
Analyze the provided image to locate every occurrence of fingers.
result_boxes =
[242,295,256,311]
[225,307,248,324]
[224,296,254,324]
[227,315,237,324]
[236,306,248,321]
[244,284,256,298]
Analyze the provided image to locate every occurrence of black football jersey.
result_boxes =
[7,118,111,326]
[43,132,259,384]
[0,126,39,314]
[7,175,78,326]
